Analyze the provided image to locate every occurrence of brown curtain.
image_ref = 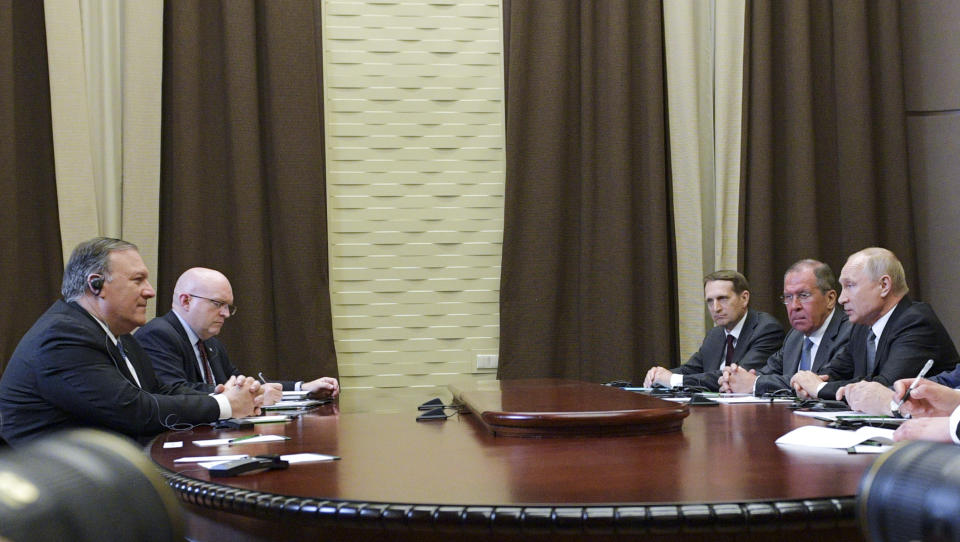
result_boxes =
[0,1,63,372]
[159,1,337,381]
[741,0,915,317]
[499,0,676,383]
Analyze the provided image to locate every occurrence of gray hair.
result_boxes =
[851,247,910,296]
[62,237,139,301]
[785,259,838,294]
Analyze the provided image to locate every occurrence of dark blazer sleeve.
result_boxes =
[31,312,220,439]
[733,311,785,372]
[204,337,299,390]
[671,326,723,390]
[674,310,784,391]
[753,330,797,396]
[821,299,960,398]
[137,313,215,393]
[755,309,852,397]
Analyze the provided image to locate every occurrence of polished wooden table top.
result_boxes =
[150,390,875,507]
[450,379,690,436]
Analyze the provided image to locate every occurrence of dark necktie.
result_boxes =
[197,339,216,386]
[799,337,814,372]
[866,330,877,376]
[725,334,735,366]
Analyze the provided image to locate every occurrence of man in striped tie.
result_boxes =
[793,247,957,403]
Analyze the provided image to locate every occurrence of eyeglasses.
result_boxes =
[188,293,237,315]
[780,291,815,305]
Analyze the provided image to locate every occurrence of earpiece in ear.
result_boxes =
[89,274,105,295]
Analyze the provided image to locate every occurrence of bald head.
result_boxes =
[172,268,235,340]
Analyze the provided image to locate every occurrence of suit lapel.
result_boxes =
[730,310,756,364]
[873,298,911,374]
[165,311,204,382]
[811,308,839,373]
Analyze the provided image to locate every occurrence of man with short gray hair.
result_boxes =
[791,247,958,401]
[0,237,262,445]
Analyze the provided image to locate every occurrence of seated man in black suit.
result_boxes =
[136,267,339,404]
[643,270,784,391]
[0,238,261,446]
[719,260,851,395]
[791,247,958,402]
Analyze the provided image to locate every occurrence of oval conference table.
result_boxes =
[149,379,878,541]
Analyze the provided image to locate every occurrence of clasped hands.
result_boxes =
[718,363,757,393]
[214,375,263,417]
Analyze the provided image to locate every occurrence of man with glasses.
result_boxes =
[136,268,339,405]
[643,270,784,391]
[0,239,262,445]
[719,260,851,396]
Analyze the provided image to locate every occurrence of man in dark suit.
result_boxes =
[719,260,851,396]
[136,267,339,404]
[0,238,261,446]
[790,247,958,403]
[643,270,784,391]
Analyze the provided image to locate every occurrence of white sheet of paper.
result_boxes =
[174,454,248,463]
[281,453,340,463]
[163,441,183,448]
[775,425,895,449]
[192,435,290,447]
[793,410,861,420]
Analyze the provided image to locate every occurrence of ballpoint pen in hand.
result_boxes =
[896,359,935,410]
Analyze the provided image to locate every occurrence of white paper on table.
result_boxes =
[174,454,248,463]
[793,410,861,420]
[775,425,895,449]
[192,435,290,447]
[281,453,340,464]
[163,441,183,448]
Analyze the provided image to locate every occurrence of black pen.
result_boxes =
[896,359,935,409]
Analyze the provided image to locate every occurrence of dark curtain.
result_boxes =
[741,0,915,318]
[160,1,337,381]
[0,1,62,373]
[499,0,675,383]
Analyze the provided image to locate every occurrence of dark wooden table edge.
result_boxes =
[156,466,859,535]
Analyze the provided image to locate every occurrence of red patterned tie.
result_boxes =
[197,339,215,386]
[725,334,735,366]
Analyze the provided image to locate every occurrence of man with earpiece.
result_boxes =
[136,267,339,405]
[0,237,264,446]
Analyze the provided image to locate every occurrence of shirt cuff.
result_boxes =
[949,406,960,445]
[815,381,827,397]
[213,393,232,419]
[294,381,303,391]
[670,373,684,388]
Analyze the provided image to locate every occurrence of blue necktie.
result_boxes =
[866,330,877,376]
[799,337,814,372]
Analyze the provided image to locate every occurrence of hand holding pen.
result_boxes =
[895,359,935,411]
